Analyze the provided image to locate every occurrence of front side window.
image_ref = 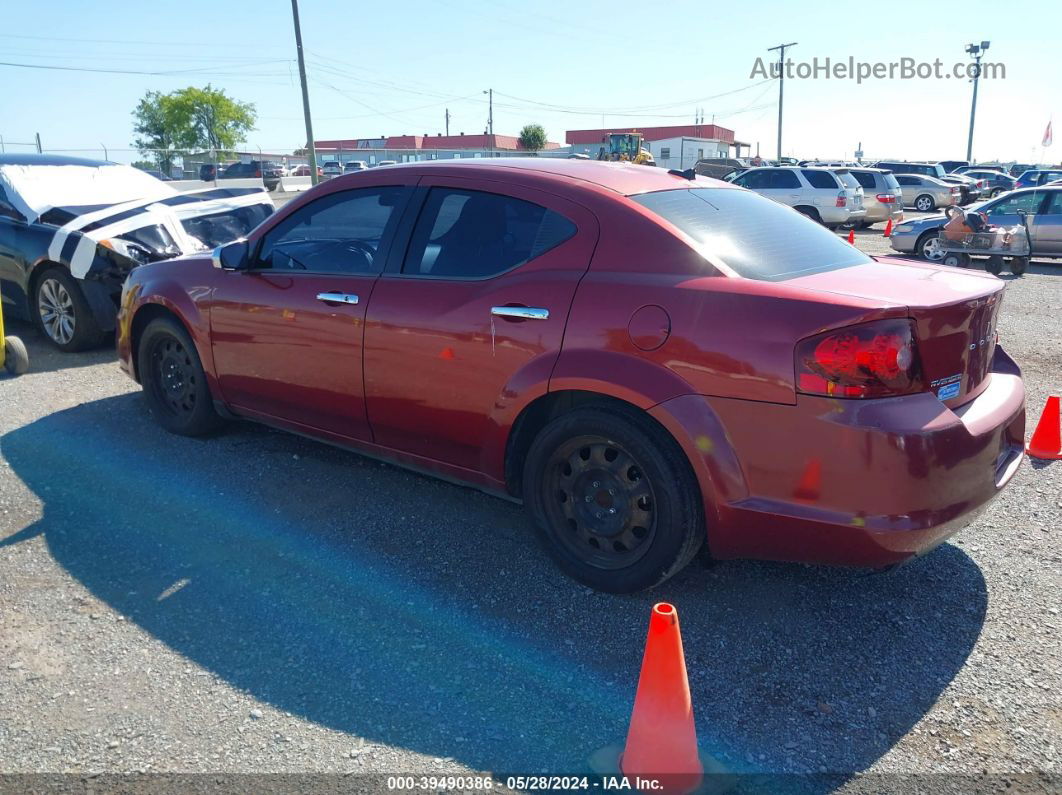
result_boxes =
[633,188,871,282]
[255,186,410,274]
[734,169,769,189]
[403,188,576,279]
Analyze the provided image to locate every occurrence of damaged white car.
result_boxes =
[0,154,273,351]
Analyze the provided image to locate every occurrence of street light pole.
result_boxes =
[483,88,493,157]
[290,0,319,185]
[965,41,990,163]
[767,42,797,162]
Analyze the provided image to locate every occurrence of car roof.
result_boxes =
[0,153,113,167]
[361,158,740,195]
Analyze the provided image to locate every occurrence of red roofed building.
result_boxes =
[315,133,563,152]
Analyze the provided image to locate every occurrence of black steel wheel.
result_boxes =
[523,405,704,593]
[986,255,1005,276]
[138,316,223,436]
[1009,256,1029,276]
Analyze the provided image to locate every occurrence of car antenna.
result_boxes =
[668,168,696,180]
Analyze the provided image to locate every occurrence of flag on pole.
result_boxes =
[1044,120,1054,148]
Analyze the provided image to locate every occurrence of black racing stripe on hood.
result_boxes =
[80,206,158,233]
[60,232,81,263]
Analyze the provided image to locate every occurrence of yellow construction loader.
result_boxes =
[597,132,655,166]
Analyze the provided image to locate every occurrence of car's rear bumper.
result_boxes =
[655,347,1025,568]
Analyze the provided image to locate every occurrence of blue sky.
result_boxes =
[1,0,1058,164]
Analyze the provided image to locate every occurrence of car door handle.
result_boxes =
[490,306,549,321]
[316,292,359,305]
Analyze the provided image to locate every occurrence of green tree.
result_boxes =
[130,160,158,171]
[518,123,547,153]
[132,85,257,170]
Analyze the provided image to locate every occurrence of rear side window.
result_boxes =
[768,170,801,189]
[404,188,576,279]
[801,170,838,189]
[633,188,871,282]
[850,171,876,190]
[882,173,901,190]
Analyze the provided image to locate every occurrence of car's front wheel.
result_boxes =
[917,230,946,262]
[522,406,704,593]
[915,194,936,212]
[138,316,223,436]
[33,267,104,352]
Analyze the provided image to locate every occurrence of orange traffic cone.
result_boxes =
[621,603,702,794]
[1027,396,1062,460]
[883,219,893,237]
[847,228,855,244]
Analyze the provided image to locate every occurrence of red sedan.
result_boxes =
[116,160,1025,593]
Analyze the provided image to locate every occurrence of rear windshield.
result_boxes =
[632,188,872,282]
[850,171,876,190]
[836,172,861,190]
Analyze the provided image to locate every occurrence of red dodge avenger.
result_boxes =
[117,159,1025,592]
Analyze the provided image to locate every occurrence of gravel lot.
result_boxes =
[1,223,1059,792]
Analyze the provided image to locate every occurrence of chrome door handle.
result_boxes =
[490,306,549,320]
[316,292,359,305]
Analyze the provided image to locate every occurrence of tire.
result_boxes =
[986,255,1004,276]
[942,252,966,267]
[3,336,29,375]
[989,188,1002,198]
[917,230,946,262]
[794,206,822,224]
[32,267,104,352]
[914,194,935,212]
[137,316,223,437]
[1009,256,1029,276]
[522,406,704,593]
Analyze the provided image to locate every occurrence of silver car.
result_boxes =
[843,168,904,226]
[889,186,1062,260]
[893,174,960,212]
[728,166,866,228]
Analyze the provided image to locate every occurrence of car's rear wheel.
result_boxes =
[523,406,704,593]
[986,255,1005,276]
[915,194,936,212]
[794,206,822,224]
[1009,256,1029,276]
[33,267,104,352]
[917,230,946,262]
[138,317,223,436]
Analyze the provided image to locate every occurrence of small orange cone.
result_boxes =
[621,603,702,793]
[1027,395,1062,460]
[883,219,893,237]
[847,228,855,244]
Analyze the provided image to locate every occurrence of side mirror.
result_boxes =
[212,239,250,271]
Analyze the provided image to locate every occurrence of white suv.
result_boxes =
[728,166,866,228]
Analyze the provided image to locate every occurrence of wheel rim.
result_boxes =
[916,197,932,211]
[922,235,945,261]
[543,436,657,570]
[150,336,198,418]
[37,278,75,345]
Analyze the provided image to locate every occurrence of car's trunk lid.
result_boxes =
[787,257,1004,404]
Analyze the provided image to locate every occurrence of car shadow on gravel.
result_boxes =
[1,395,989,790]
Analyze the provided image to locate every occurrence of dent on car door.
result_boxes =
[208,184,413,440]
[362,179,599,475]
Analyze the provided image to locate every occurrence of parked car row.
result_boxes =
[199,161,284,191]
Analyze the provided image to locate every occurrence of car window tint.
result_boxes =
[1044,192,1062,214]
[633,188,871,282]
[987,191,1043,216]
[895,175,917,186]
[836,172,861,190]
[256,186,409,274]
[769,170,801,189]
[882,174,901,190]
[403,188,575,279]
[801,170,838,189]
[850,171,876,190]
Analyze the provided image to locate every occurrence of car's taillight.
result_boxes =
[254,169,261,177]
[835,192,847,207]
[876,193,896,203]
[976,179,985,188]
[795,319,924,399]
[951,186,961,194]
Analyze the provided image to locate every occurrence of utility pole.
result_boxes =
[445,108,450,136]
[290,0,319,185]
[483,88,493,157]
[35,132,42,153]
[965,41,990,163]
[767,42,797,162]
